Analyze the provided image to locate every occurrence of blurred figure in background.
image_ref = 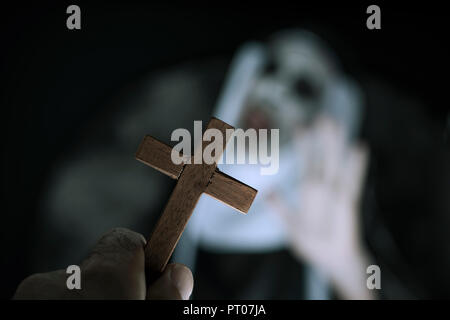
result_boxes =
[176,30,373,299]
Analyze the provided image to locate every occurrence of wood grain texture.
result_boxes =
[135,135,183,179]
[205,170,257,214]
[144,118,235,275]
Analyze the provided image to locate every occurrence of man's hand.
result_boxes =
[13,228,193,300]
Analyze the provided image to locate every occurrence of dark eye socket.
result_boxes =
[294,77,320,100]
[263,59,277,75]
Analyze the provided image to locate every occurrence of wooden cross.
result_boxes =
[135,117,257,281]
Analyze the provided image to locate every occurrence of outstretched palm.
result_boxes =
[267,116,373,299]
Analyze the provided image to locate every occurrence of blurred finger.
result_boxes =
[83,227,146,269]
[313,115,347,187]
[13,270,69,299]
[147,263,193,300]
[293,126,318,182]
[342,143,369,203]
[81,228,147,299]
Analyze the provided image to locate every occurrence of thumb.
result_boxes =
[146,263,193,300]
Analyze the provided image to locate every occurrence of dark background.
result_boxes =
[1,1,449,299]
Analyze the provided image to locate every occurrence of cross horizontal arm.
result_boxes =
[205,170,257,214]
[135,135,183,179]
